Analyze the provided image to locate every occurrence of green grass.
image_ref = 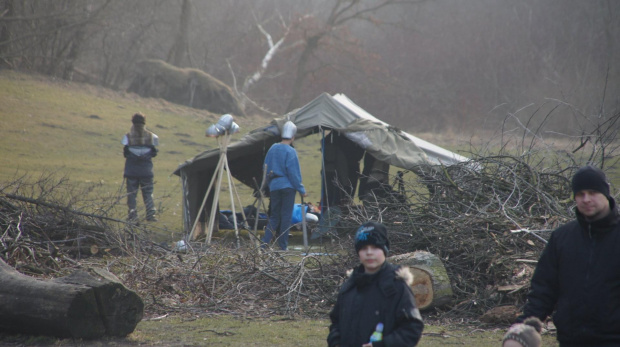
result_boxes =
[0,69,385,244]
[0,71,311,242]
[31,315,558,346]
[0,70,581,347]
[128,316,561,346]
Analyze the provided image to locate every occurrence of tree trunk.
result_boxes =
[285,34,320,112]
[389,251,454,311]
[0,259,143,339]
[0,0,15,69]
[167,0,192,68]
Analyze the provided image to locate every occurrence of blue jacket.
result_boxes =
[519,198,620,345]
[264,143,306,195]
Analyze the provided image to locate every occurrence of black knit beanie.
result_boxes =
[354,221,389,256]
[571,166,610,198]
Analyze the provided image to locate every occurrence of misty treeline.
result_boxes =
[0,0,618,134]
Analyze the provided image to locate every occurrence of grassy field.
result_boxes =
[4,315,559,346]
[0,69,436,244]
[0,70,573,346]
[0,70,332,244]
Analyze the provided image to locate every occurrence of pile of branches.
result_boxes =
[118,151,583,321]
[334,154,579,319]
[0,174,351,320]
[0,175,162,275]
[118,243,351,320]
[0,151,602,322]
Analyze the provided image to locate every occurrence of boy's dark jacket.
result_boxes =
[519,197,620,345]
[328,262,424,347]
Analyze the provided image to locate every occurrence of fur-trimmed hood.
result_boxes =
[344,263,414,290]
[395,265,414,286]
[346,264,413,284]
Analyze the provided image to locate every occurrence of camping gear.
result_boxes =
[174,93,468,238]
[189,115,251,246]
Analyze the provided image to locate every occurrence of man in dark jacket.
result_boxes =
[328,221,424,347]
[122,113,159,222]
[517,165,620,346]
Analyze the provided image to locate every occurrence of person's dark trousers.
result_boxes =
[126,177,156,220]
[262,188,296,250]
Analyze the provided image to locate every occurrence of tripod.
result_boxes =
[189,132,250,247]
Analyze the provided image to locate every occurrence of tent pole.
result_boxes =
[317,128,332,238]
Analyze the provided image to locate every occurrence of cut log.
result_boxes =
[0,259,143,339]
[480,305,520,324]
[389,251,453,311]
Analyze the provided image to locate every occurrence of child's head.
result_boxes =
[354,221,390,273]
[502,317,543,347]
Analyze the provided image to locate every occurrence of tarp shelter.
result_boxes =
[173,93,468,238]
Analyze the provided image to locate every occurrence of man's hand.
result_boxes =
[150,145,158,157]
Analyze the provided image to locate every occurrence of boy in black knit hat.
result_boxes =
[517,165,620,346]
[327,221,424,347]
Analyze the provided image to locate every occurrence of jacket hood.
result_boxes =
[343,262,414,293]
[395,266,414,286]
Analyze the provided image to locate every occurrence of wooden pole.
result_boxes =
[206,134,229,244]
[189,153,225,240]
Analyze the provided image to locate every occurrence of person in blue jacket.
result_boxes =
[122,113,159,222]
[516,165,620,346]
[262,121,307,250]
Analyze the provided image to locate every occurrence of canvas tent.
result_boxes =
[173,93,468,238]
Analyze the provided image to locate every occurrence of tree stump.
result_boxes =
[389,251,453,310]
[0,259,143,339]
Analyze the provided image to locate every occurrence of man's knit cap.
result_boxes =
[354,221,389,256]
[502,317,543,347]
[571,165,610,198]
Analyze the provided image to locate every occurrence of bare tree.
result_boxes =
[284,0,427,112]
[0,0,15,69]
[0,1,112,79]
[166,0,192,68]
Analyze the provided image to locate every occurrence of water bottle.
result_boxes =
[369,322,383,343]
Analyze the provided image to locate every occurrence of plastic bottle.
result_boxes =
[369,322,384,343]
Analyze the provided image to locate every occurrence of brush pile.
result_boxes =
[0,153,589,323]
[338,155,576,319]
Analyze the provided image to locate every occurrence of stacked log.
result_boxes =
[0,259,143,339]
[389,251,453,311]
